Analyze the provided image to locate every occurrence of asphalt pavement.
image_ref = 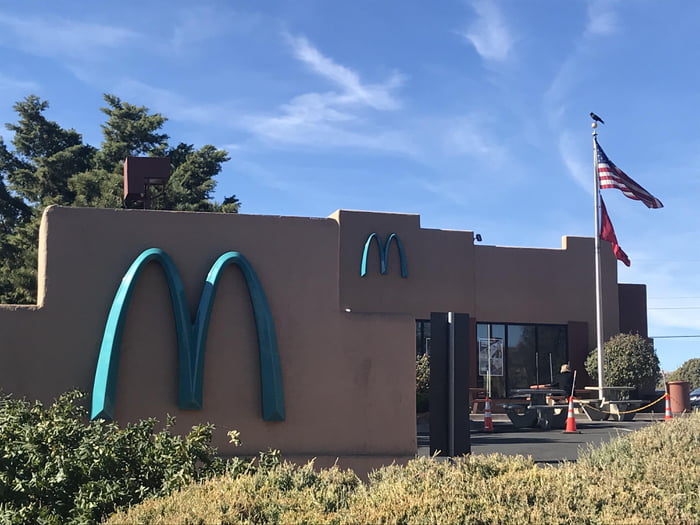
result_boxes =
[417,413,664,464]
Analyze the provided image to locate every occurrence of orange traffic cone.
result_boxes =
[564,396,579,433]
[483,397,494,432]
[664,392,673,420]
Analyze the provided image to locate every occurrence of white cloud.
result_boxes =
[110,35,411,155]
[558,130,591,193]
[585,3,619,36]
[245,34,409,153]
[462,0,514,62]
[288,34,403,110]
[443,116,505,159]
[0,13,137,61]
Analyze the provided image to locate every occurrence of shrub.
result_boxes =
[416,354,429,394]
[666,358,700,389]
[110,415,700,524]
[585,333,661,394]
[416,354,429,412]
[0,390,227,524]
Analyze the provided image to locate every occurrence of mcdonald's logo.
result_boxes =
[91,248,285,422]
[360,232,408,278]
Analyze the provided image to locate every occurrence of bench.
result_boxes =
[472,398,528,414]
[469,389,487,413]
[605,399,645,421]
[499,403,569,430]
[577,399,645,421]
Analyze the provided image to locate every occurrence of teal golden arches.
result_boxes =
[360,232,408,278]
[91,248,195,420]
[90,248,285,422]
[192,252,285,421]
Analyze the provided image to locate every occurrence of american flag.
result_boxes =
[596,138,663,209]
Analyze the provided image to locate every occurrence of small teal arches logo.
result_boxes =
[91,248,285,422]
[360,233,408,278]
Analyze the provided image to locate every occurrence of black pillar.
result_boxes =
[429,312,470,456]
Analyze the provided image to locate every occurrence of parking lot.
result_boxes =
[418,413,664,464]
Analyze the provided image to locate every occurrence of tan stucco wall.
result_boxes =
[0,206,416,473]
[0,205,634,473]
[473,236,620,345]
[333,209,621,344]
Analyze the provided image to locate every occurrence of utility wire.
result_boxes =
[650,335,700,339]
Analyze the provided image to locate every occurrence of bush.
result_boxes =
[110,415,700,524]
[416,354,429,394]
[666,358,700,389]
[585,333,661,394]
[0,390,228,524]
[416,354,429,412]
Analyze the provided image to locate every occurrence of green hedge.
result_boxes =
[110,414,700,524]
[0,391,231,524]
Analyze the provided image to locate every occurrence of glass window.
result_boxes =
[415,320,431,356]
[507,325,537,389]
[477,322,568,396]
[537,325,568,385]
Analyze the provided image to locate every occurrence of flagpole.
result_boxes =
[592,121,605,400]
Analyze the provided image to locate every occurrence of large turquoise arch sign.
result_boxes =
[91,248,285,422]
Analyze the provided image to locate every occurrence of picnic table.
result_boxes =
[579,386,643,421]
[502,387,569,430]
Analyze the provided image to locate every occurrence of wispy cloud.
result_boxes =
[287,34,403,110]
[0,13,137,61]
[461,0,514,62]
[245,34,409,153]
[585,2,619,37]
[0,73,39,93]
[545,2,620,126]
[442,115,506,160]
[557,130,590,193]
[115,74,415,156]
[168,7,262,55]
[545,3,621,186]
[115,80,236,126]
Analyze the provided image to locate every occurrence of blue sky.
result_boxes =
[1,1,698,372]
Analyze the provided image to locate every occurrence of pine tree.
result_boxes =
[0,94,239,304]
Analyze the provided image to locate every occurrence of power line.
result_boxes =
[650,335,700,339]
[649,296,700,299]
[648,307,700,310]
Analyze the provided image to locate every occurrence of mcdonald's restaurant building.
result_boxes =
[0,206,647,474]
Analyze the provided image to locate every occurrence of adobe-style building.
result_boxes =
[0,205,646,474]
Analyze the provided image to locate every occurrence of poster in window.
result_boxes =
[478,338,504,377]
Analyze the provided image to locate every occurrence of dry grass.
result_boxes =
[107,414,700,524]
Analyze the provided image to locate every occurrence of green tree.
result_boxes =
[416,354,429,412]
[585,333,661,394]
[0,95,240,304]
[666,358,700,389]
